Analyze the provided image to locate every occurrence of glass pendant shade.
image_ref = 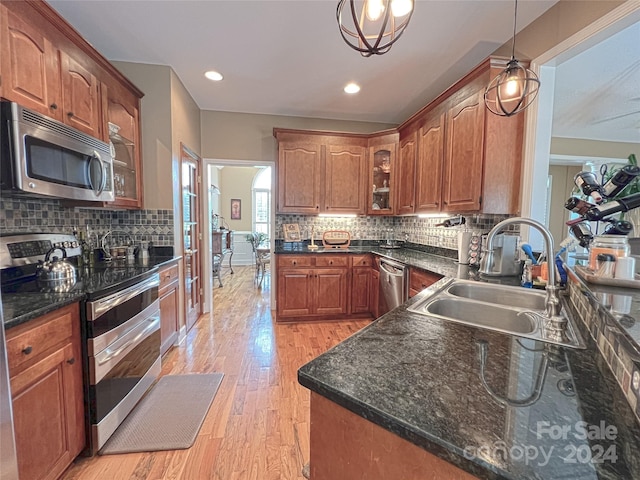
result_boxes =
[337,0,414,57]
[485,58,540,117]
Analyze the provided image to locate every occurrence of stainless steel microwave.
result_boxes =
[1,101,114,202]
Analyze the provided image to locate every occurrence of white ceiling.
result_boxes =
[553,21,640,144]
[48,0,557,125]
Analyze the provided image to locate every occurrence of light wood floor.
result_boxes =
[62,266,369,480]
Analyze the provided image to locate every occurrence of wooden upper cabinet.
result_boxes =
[277,141,323,214]
[60,51,101,139]
[367,134,398,215]
[442,90,485,212]
[397,130,417,215]
[2,0,146,209]
[103,81,143,208]
[415,109,445,213]
[0,5,62,119]
[325,144,367,215]
[275,129,369,215]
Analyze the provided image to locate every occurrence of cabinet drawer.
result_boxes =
[159,263,179,290]
[315,256,348,267]
[278,255,313,268]
[409,268,443,294]
[351,255,372,267]
[6,304,78,377]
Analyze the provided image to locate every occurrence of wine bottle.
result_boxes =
[435,216,466,227]
[604,220,634,236]
[569,222,593,248]
[574,172,604,204]
[564,197,595,215]
[583,191,640,221]
[602,165,640,198]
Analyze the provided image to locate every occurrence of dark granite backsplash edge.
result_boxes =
[567,269,640,426]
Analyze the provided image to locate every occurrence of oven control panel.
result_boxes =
[0,233,81,268]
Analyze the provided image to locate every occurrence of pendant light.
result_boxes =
[484,0,540,117]
[337,0,414,57]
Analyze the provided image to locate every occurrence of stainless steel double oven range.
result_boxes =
[0,233,161,454]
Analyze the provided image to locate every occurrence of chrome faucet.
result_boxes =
[480,217,565,336]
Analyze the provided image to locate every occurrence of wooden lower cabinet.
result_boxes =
[350,254,372,315]
[159,261,180,356]
[310,392,479,480]
[409,267,443,298]
[6,304,84,480]
[277,254,377,322]
[277,267,348,319]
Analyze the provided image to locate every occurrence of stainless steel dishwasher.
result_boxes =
[379,258,408,314]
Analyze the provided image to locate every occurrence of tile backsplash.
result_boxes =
[0,196,174,246]
[276,214,517,250]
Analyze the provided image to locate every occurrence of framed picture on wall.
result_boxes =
[230,199,241,220]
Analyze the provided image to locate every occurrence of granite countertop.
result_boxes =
[298,279,640,479]
[275,242,464,278]
[2,255,182,330]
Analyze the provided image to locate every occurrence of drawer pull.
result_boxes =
[293,261,297,265]
[22,346,33,355]
[67,357,75,365]
[329,261,333,265]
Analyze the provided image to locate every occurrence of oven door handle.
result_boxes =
[90,315,160,385]
[98,316,159,366]
[88,274,160,321]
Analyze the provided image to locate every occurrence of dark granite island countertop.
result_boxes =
[298,279,640,479]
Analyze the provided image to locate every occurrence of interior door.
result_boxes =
[181,144,202,332]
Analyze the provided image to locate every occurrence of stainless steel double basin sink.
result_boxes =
[407,279,585,349]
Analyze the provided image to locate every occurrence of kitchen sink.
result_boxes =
[445,282,547,310]
[407,279,585,349]
[424,298,537,335]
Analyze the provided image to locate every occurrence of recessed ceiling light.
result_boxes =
[344,83,361,94]
[205,70,223,81]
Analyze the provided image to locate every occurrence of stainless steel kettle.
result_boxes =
[36,247,76,283]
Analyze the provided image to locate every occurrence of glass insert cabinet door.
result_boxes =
[181,147,202,332]
[369,144,395,215]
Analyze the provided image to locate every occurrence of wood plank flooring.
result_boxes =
[62,266,369,480]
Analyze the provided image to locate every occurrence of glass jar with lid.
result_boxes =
[588,235,630,271]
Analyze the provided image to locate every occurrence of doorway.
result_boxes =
[203,159,276,314]
[521,3,640,250]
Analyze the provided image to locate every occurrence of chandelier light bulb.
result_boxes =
[366,0,385,21]
[484,0,540,116]
[391,0,412,18]
[337,0,414,57]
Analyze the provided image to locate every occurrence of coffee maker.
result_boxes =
[479,234,520,276]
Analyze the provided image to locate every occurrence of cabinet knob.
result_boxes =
[50,103,58,110]
[67,111,74,117]
[22,346,33,355]
[316,206,319,209]
[67,358,75,365]
[292,261,297,265]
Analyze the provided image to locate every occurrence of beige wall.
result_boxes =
[492,0,626,60]
[200,110,395,161]
[219,167,258,231]
[551,138,640,159]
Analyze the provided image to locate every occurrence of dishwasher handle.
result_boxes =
[380,262,405,277]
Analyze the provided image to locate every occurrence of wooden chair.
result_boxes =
[249,233,270,288]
